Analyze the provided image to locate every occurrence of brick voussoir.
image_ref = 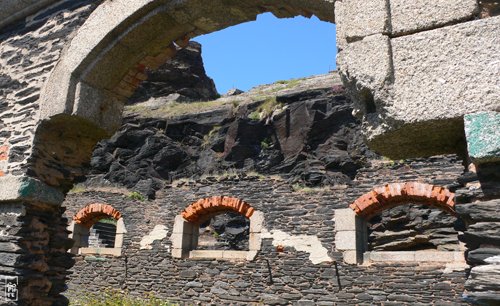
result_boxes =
[350,182,456,218]
[181,196,254,223]
[73,203,122,227]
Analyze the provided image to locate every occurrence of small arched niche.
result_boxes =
[68,203,126,256]
[171,196,263,261]
[334,182,466,265]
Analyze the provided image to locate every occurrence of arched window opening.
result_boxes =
[68,203,126,256]
[367,203,464,252]
[171,196,263,260]
[335,182,467,265]
[87,218,118,248]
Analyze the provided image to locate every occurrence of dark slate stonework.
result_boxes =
[1,4,105,299]
[0,201,74,305]
[456,197,500,305]
[63,155,469,305]
[368,203,463,252]
[128,41,218,104]
[86,87,374,200]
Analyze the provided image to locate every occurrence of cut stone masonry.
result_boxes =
[336,0,499,158]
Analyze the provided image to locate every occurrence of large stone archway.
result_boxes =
[1,0,495,191]
[1,2,336,304]
[32,0,336,190]
[0,0,499,304]
[27,0,499,192]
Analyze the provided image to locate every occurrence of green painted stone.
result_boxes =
[464,112,500,164]
[0,176,64,204]
[19,177,65,205]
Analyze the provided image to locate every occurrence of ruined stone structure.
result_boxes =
[0,0,499,305]
[63,155,469,305]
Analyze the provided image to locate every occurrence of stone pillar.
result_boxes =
[334,208,367,264]
[171,215,196,259]
[249,211,264,251]
[0,177,74,306]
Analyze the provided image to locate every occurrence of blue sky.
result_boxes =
[193,13,337,94]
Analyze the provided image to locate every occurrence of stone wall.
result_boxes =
[0,0,100,178]
[63,155,469,304]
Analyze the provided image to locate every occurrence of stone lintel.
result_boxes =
[188,250,256,261]
[364,251,466,263]
[79,247,122,257]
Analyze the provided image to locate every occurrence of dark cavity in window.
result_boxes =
[368,203,464,252]
[197,212,250,250]
[87,218,117,248]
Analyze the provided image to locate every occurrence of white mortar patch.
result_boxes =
[261,229,332,264]
[484,255,500,265]
[443,262,469,274]
[140,225,168,250]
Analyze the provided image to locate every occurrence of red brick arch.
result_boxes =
[73,203,122,228]
[350,182,455,219]
[182,196,255,223]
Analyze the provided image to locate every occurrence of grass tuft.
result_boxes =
[292,184,330,193]
[69,289,176,306]
[202,125,221,148]
[125,99,237,118]
[249,96,282,121]
[128,191,146,201]
[68,184,87,194]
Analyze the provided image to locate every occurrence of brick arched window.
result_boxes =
[350,182,455,219]
[171,196,263,260]
[334,183,465,265]
[68,203,126,256]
